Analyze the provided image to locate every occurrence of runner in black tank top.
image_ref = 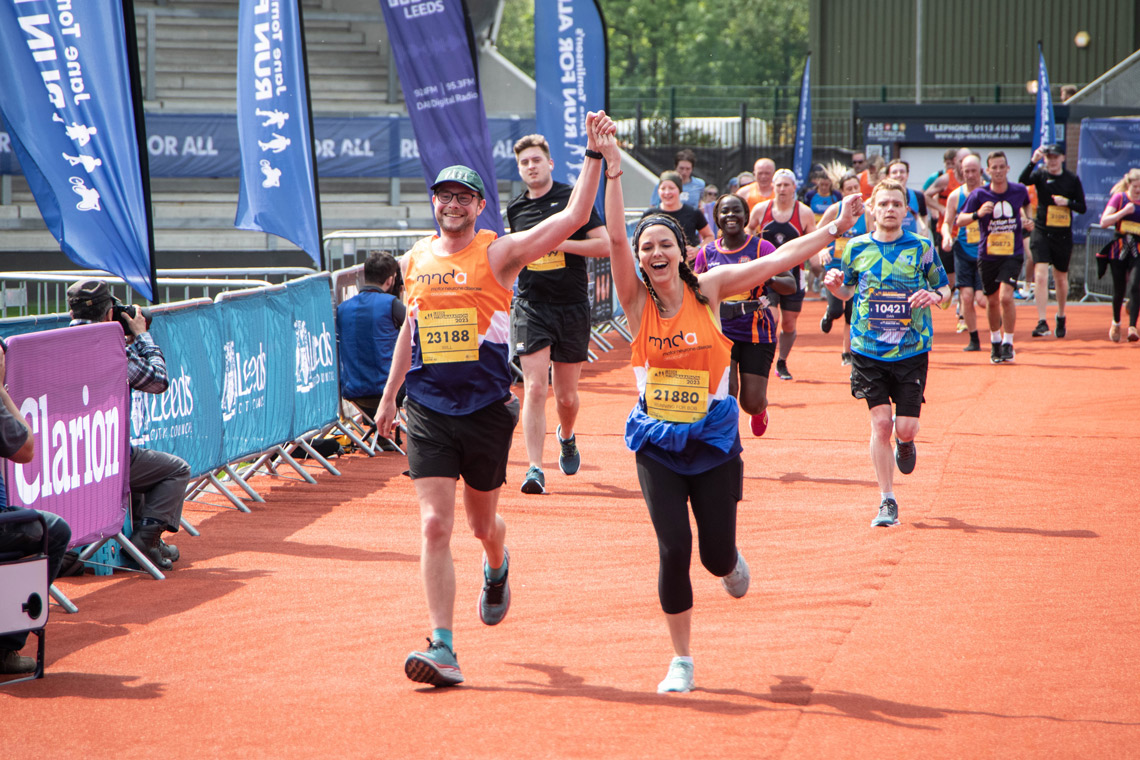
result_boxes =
[747,168,817,380]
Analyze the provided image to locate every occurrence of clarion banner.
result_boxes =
[4,323,130,547]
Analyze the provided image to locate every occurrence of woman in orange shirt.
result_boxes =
[596,129,864,694]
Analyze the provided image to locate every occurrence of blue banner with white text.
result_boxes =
[2,113,535,181]
[216,290,293,462]
[792,55,812,190]
[287,275,339,438]
[1075,118,1140,246]
[535,0,607,191]
[377,0,503,235]
[236,0,321,266]
[0,1,156,301]
[1033,45,1057,154]
[130,302,227,478]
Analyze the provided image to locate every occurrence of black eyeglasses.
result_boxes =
[435,190,477,206]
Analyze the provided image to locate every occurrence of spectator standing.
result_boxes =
[641,170,714,260]
[649,149,706,209]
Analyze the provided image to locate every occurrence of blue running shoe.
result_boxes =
[895,440,916,474]
[871,498,899,527]
[520,465,545,494]
[557,425,581,476]
[479,548,511,625]
[405,639,464,686]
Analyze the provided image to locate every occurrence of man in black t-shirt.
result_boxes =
[508,134,609,495]
[1018,143,1086,339]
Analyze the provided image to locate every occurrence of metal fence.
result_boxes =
[611,82,1037,183]
[1079,225,1118,302]
[0,268,316,318]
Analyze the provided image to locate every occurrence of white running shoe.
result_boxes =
[657,657,694,693]
[720,551,750,598]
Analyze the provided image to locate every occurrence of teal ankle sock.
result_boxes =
[432,628,453,650]
[487,558,507,582]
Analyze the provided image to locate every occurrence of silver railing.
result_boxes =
[0,269,315,317]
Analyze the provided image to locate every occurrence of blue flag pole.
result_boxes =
[1033,41,1056,158]
[378,0,504,236]
[0,0,159,302]
[535,0,608,198]
[792,54,812,193]
[295,0,324,270]
[235,0,323,266]
[120,0,159,302]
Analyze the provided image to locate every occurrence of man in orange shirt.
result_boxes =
[736,157,776,211]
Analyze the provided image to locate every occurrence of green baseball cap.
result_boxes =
[431,165,485,197]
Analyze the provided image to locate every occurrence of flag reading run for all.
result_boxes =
[1033,42,1057,154]
[377,0,503,236]
[236,0,322,267]
[535,0,607,191]
[792,54,812,191]
[0,1,157,302]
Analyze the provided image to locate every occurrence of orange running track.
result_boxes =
[4,300,1139,759]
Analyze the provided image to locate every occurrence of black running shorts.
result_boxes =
[766,287,805,313]
[1029,228,1073,272]
[979,256,1024,296]
[730,340,776,377]
[404,395,520,492]
[511,298,592,363]
[849,352,927,418]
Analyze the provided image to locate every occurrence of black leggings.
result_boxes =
[825,289,853,324]
[635,452,743,615]
[1109,257,1140,326]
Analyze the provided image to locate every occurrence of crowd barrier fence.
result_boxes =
[0,274,352,598]
[1080,224,1117,303]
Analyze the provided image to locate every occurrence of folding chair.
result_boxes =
[0,510,50,683]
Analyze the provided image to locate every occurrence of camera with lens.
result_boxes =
[112,298,153,331]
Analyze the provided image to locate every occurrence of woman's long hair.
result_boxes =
[1110,168,1140,196]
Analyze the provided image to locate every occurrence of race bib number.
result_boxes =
[417,308,479,364]
[527,250,566,271]
[834,237,848,257]
[965,222,981,244]
[645,367,708,423]
[987,231,1015,256]
[1046,205,1071,228]
[866,289,912,331]
[1121,220,1140,236]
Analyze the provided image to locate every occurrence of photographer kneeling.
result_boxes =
[67,280,190,571]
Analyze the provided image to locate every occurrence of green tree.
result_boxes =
[494,0,808,113]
